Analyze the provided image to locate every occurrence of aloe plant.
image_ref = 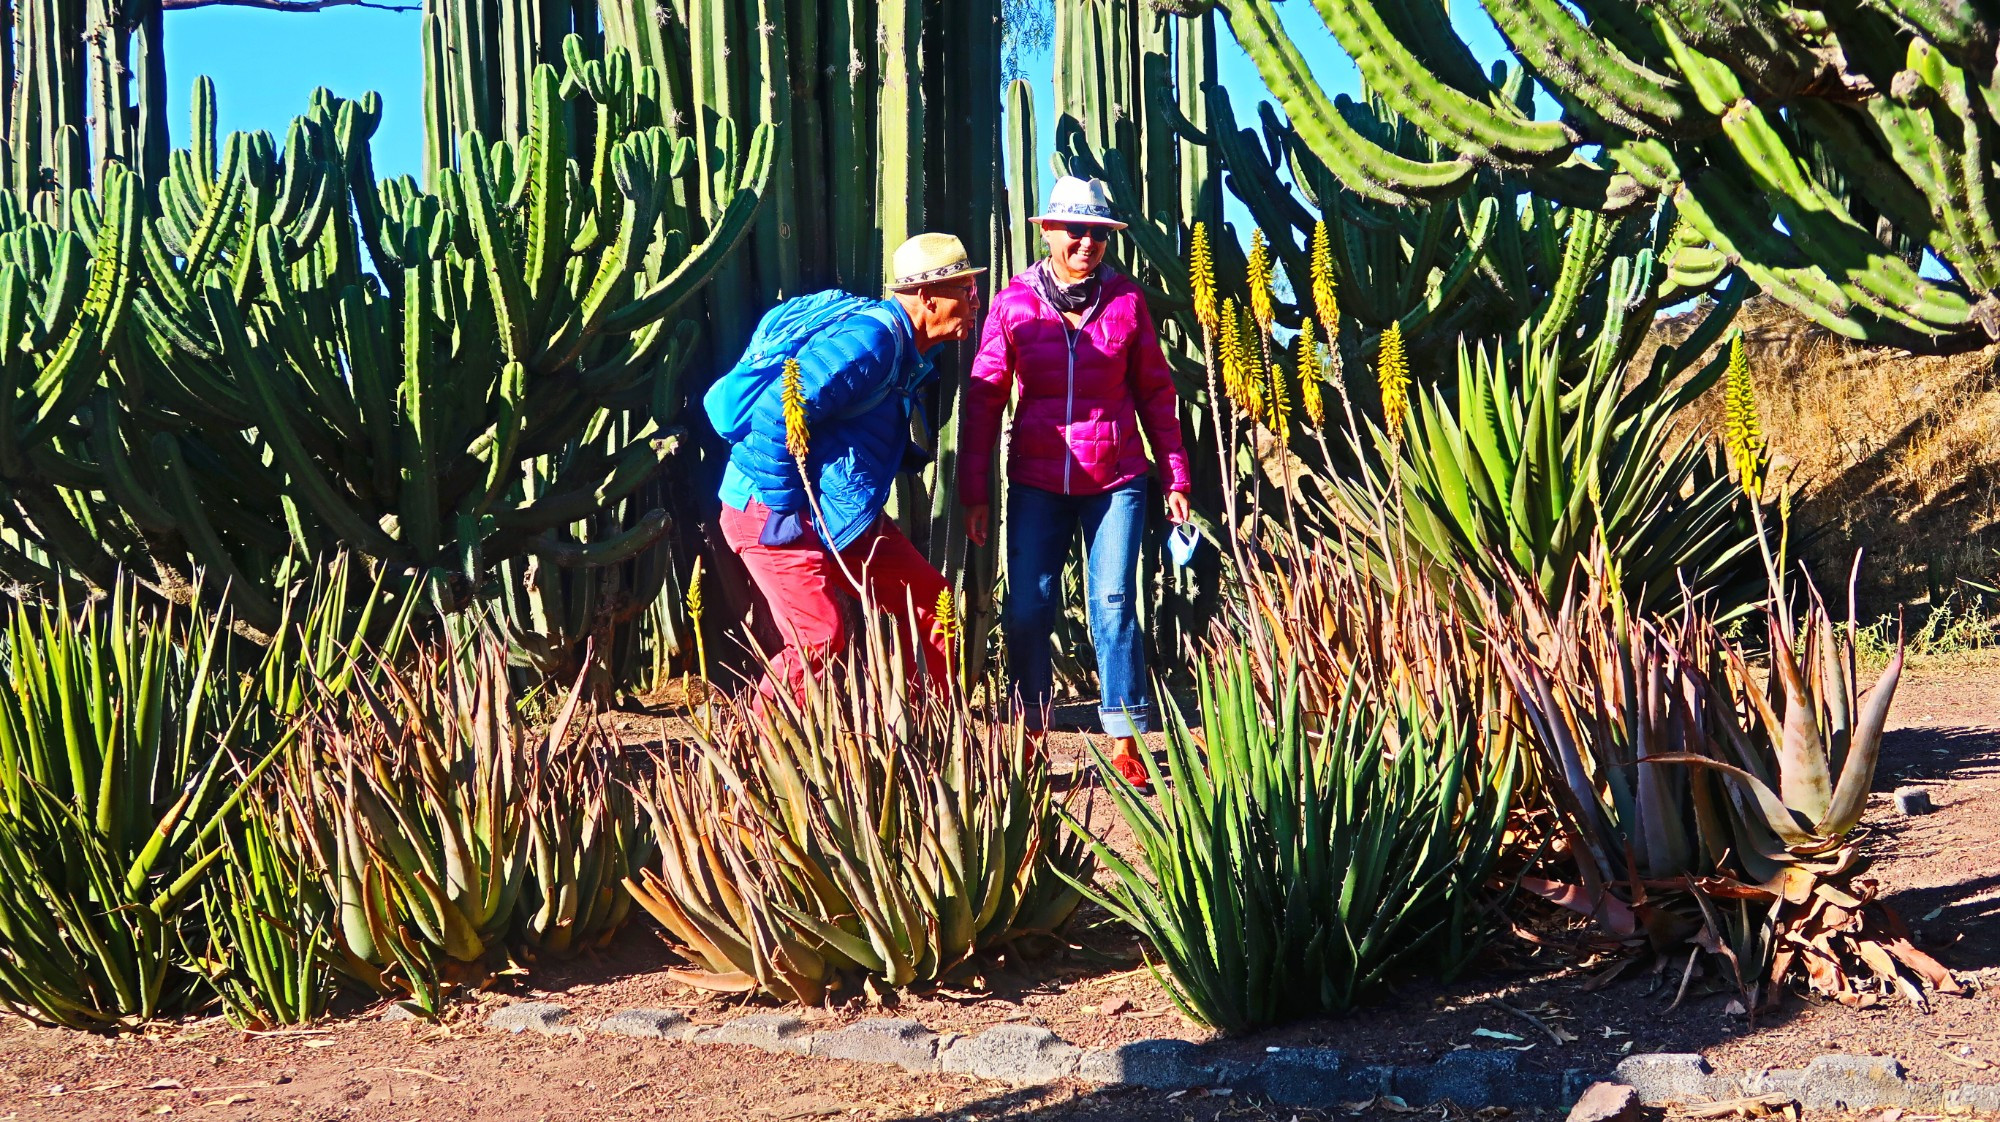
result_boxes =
[1488,562,1960,1008]
[1340,312,1761,619]
[0,583,279,1028]
[626,623,1090,1003]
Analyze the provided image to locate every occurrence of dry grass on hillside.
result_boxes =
[1652,297,2000,621]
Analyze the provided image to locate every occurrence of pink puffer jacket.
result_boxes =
[960,267,1191,506]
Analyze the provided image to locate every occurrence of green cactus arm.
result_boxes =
[25,170,141,446]
[529,508,670,569]
[1715,104,1974,332]
[603,122,774,335]
[1401,193,1500,340]
[255,228,364,440]
[521,64,570,324]
[1304,0,1575,163]
[1222,0,1473,206]
[458,130,533,365]
[1516,155,1652,214]
[398,261,441,566]
[201,281,399,557]
[1786,99,1939,249]
[1862,49,2000,296]
[1479,0,1697,137]
[89,392,173,535]
[1670,180,1876,341]
[33,231,90,346]
[180,133,249,284]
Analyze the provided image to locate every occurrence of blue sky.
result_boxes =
[164,3,1522,197]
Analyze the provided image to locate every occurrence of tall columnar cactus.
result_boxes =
[3,0,170,217]
[1157,0,2000,354]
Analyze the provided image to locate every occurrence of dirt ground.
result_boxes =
[1,661,1994,1121]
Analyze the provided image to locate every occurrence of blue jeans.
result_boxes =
[1005,479,1152,737]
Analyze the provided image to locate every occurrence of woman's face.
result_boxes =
[1041,220,1110,277]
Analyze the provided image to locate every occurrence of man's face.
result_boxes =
[923,278,982,341]
[1040,220,1110,276]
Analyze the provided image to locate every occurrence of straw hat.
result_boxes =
[888,232,987,291]
[1031,176,1127,229]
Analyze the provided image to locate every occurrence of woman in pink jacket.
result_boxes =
[961,177,1192,788]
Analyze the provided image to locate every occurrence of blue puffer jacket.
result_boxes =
[720,298,937,551]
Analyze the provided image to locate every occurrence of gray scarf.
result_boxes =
[1029,259,1110,314]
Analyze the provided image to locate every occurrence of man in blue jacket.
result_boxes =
[714,233,984,700]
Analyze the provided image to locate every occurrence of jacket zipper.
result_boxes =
[1062,324,1078,494]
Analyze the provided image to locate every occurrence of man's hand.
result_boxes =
[1166,490,1190,525]
[967,503,991,546]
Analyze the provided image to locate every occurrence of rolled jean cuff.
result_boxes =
[1098,704,1151,738]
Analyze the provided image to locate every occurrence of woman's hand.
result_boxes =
[966,503,991,546]
[1166,490,1190,525]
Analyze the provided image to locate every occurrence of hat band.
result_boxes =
[894,260,974,286]
[1046,201,1117,219]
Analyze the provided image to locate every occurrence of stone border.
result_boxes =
[482,1002,2000,1113]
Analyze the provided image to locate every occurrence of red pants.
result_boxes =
[719,499,951,701]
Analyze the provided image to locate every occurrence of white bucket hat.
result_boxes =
[1032,176,1128,230]
[887,232,988,291]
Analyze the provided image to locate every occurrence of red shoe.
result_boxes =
[1108,750,1153,793]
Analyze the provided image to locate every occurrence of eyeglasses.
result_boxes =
[1057,222,1109,241]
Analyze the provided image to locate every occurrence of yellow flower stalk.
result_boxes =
[1722,332,1765,498]
[1240,304,1267,423]
[1247,229,1275,334]
[1268,358,1290,436]
[1219,297,1246,411]
[686,556,709,685]
[782,357,809,465]
[933,586,959,645]
[1190,222,1218,334]
[1296,317,1325,429]
[1378,321,1410,444]
[1309,220,1339,334]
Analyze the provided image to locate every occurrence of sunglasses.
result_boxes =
[1055,222,1110,241]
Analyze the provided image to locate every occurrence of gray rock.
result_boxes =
[1894,786,1934,815]
[595,1009,692,1040]
[1614,1053,1717,1105]
[1245,1048,1375,1105]
[808,1018,941,1072]
[1948,1083,2000,1114]
[1796,1054,1911,1111]
[1399,1049,1523,1107]
[1077,1040,1213,1090]
[699,1012,814,1054]
[938,1024,1081,1085]
[487,1002,573,1035]
[380,1004,422,1023]
[1566,1082,1642,1122]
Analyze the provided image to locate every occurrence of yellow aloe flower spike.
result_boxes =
[1240,304,1267,422]
[782,357,809,465]
[1378,321,1410,445]
[686,556,708,684]
[1309,220,1339,334]
[1219,297,1246,411]
[1722,332,1765,499]
[1190,222,1218,334]
[1296,317,1325,429]
[1268,357,1290,436]
[1247,229,1275,334]
[933,586,959,644]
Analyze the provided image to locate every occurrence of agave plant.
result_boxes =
[1488,565,1960,1009]
[626,623,1091,1003]
[0,585,278,1028]
[288,633,536,1014]
[1075,650,1518,1033]
[1341,326,1760,619]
